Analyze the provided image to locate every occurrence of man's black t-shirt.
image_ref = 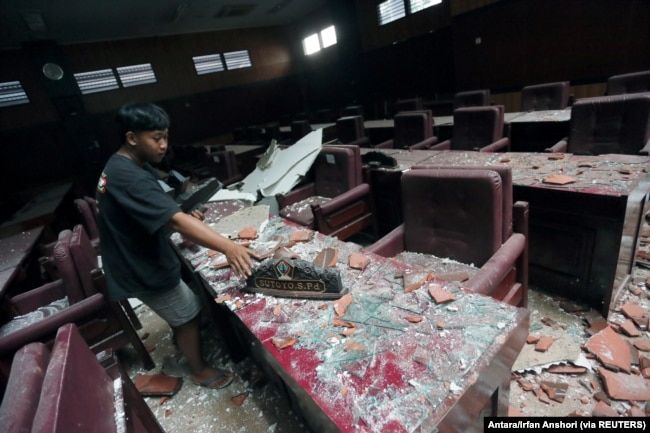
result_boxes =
[96,154,181,299]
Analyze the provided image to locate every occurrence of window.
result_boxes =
[378,0,406,25]
[303,33,321,55]
[409,0,442,13]
[116,63,157,87]
[224,50,252,70]
[320,25,337,48]
[73,69,119,95]
[302,25,338,56]
[378,0,442,25]
[192,54,225,75]
[0,81,29,107]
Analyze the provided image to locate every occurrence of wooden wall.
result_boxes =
[451,0,650,110]
[1,0,649,202]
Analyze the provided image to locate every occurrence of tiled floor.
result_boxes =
[120,226,650,431]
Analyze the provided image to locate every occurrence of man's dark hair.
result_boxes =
[116,102,170,143]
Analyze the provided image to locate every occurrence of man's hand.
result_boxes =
[223,242,255,278]
[189,208,205,221]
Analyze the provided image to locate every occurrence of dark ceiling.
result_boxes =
[0,0,328,50]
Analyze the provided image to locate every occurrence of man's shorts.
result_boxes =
[138,279,201,327]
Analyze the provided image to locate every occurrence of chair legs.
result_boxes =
[119,299,143,330]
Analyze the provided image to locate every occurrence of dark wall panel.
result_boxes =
[453,0,650,90]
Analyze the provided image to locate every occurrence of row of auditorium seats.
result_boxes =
[0,220,154,395]
[0,322,164,433]
[218,69,650,154]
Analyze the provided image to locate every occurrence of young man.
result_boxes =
[96,102,254,389]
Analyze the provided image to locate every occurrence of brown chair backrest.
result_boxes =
[568,93,650,155]
[313,145,362,198]
[205,150,240,183]
[521,81,570,111]
[393,111,433,149]
[290,120,312,143]
[606,70,650,95]
[74,198,100,241]
[401,168,503,267]
[336,115,365,144]
[0,342,50,433]
[411,164,513,242]
[31,323,120,433]
[395,97,422,113]
[453,89,491,109]
[52,229,86,304]
[68,224,100,298]
[450,105,504,150]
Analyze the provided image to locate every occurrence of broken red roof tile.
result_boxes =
[541,317,567,329]
[344,340,365,352]
[592,400,619,417]
[632,315,649,331]
[634,338,650,352]
[406,315,423,323]
[231,392,249,406]
[534,336,555,352]
[508,406,525,417]
[333,294,353,317]
[271,336,296,350]
[313,247,338,268]
[526,334,540,344]
[404,271,431,293]
[535,388,550,404]
[585,326,631,372]
[540,381,568,403]
[332,318,354,328]
[542,174,576,185]
[215,294,232,304]
[348,252,371,270]
[621,303,645,319]
[629,406,646,417]
[585,316,609,336]
[289,230,313,242]
[619,319,641,337]
[598,366,650,400]
[428,284,455,304]
[593,390,611,405]
[567,409,591,417]
[641,355,650,370]
[238,226,258,240]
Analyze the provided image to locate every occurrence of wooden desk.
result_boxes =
[367,113,533,146]
[364,149,650,316]
[279,123,337,143]
[508,109,572,152]
[0,182,73,239]
[172,212,528,433]
[0,226,45,297]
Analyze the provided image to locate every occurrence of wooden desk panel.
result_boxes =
[172,212,529,433]
[508,109,572,152]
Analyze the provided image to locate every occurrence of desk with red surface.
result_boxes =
[172,207,529,433]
